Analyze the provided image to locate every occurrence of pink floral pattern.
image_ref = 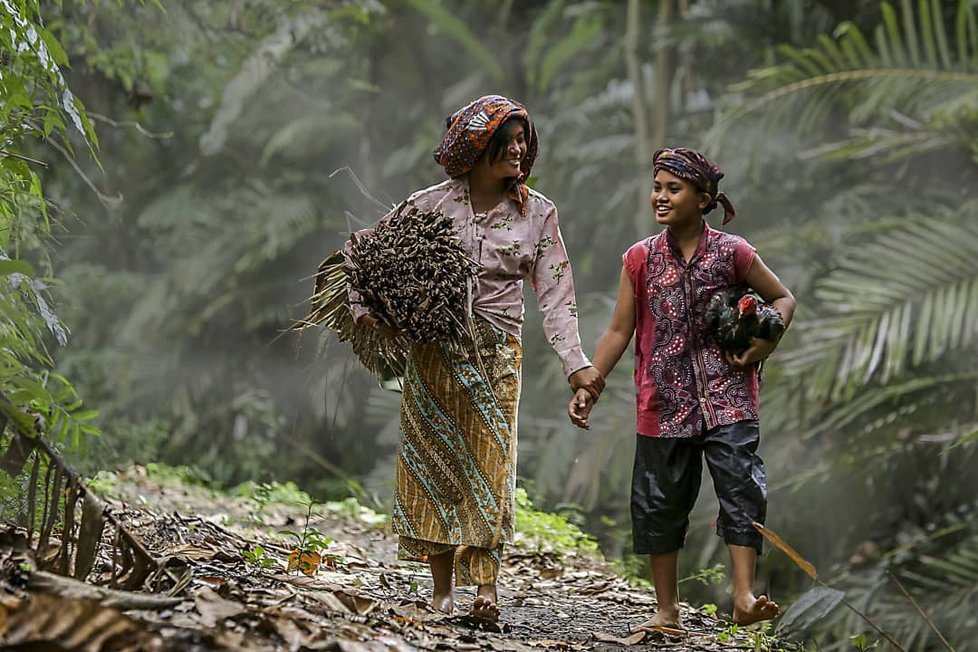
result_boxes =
[348,178,590,378]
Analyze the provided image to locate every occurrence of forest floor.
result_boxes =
[1,465,801,651]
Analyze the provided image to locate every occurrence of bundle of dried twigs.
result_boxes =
[298,203,478,376]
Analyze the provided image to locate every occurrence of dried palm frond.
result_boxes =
[295,250,408,377]
[297,203,478,377]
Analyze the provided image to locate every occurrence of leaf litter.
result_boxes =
[0,465,801,651]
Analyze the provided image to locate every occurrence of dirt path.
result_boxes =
[1,467,798,651]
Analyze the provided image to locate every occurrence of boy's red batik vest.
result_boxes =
[624,225,758,438]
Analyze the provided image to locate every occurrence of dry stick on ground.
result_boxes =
[28,570,182,610]
[887,571,956,652]
[752,522,908,652]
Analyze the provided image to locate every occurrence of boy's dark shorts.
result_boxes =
[631,420,767,555]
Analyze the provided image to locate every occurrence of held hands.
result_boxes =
[568,366,605,401]
[567,366,604,431]
[726,337,778,369]
[568,388,594,430]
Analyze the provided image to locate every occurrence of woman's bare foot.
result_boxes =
[432,590,454,615]
[732,593,779,625]
[470,585,500,622]
[636,603,682,630]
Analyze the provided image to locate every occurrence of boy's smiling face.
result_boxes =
[651,169,710,228]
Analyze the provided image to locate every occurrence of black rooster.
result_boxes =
[704,287,785,355]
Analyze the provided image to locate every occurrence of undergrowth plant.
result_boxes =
[514,487,599,556]
[0,0,102,514]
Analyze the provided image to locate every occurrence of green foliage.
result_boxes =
[238,480,313,508]
[242,545,276,571]
[0,0,100,483]
[278,499,338,575]
[514,487,599,556]
[84,469,120,499]
[144,462,213,488]
[849,633,882,652]
[609,554,653,591]
[680,563,727,587]
[706,0,978,166]
[780,207,978,405]
[321,496,388,527]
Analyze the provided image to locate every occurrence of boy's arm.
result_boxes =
[729,254,796,368]
[568,266,637,429]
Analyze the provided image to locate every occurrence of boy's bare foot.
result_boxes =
[732,594,779,625]
[432,591,454,615]
[636,604,682,631]
[470,586,500,622]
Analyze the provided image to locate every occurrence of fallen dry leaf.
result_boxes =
[0,592,161,651]
[334,588,379,615]
[193,586,247,627]
[594,629,647,645]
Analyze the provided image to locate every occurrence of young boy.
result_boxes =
[569,147,795,628]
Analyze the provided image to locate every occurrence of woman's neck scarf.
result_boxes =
[433,95,539,215]
[652,147,737,224]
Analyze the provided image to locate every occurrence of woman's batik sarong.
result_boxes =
[394,318,522,586]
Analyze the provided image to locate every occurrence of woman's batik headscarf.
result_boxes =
[433,95,539,214]
[652,147,736,224]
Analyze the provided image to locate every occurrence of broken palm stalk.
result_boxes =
[752,521,909,651]
[296,203,478,377]
[0,397,161,593]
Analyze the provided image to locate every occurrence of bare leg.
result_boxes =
[637,551,682,629]
[729,544,779,625]
[429,549,455,614]
[471,584,500,622]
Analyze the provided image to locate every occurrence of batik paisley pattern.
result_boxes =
[643,226,758,437]
[394,318,522,586]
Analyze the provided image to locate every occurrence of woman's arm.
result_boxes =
[569,266,637,428]
[529,205,603,397]
[728,254,796,368]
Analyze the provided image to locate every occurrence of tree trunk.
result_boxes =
[626,0,653,238]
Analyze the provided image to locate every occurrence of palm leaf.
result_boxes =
[403,0,503,82]
[834,531,978,651]
[199,11,330,156]
[705,0,978,159]
[781,207,978,398]
[801,372,978,441]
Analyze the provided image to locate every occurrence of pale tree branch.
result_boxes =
[45,138,122,208]
[88,113,173,140]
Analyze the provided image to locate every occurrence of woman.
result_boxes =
[349,95,602,621]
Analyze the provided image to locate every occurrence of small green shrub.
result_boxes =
[322,496,387,526]
[242,545,276,571]
[514,487,599,556]
[145,462,212,487]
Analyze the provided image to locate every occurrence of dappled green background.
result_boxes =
[4,0,977,648]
